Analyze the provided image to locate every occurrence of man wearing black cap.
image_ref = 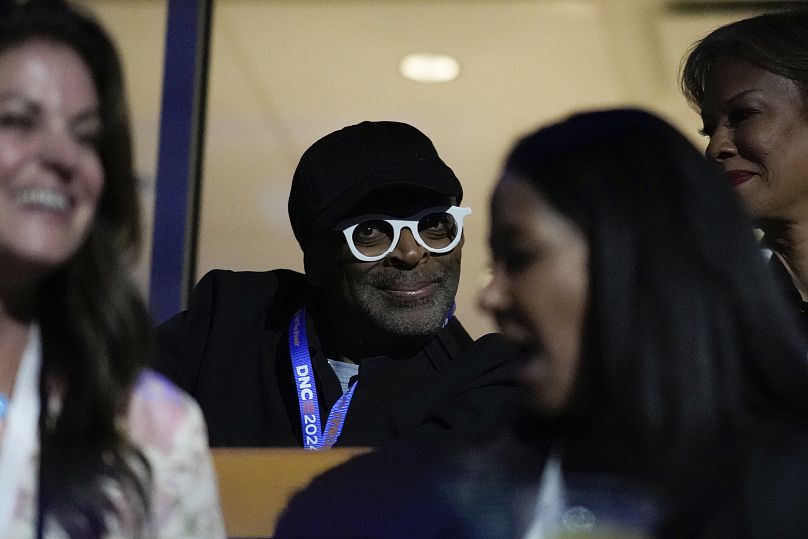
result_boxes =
[153,121,517,448]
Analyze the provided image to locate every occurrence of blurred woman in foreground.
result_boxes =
[0,1,223,536]
[276,109,808,538]
[479,108,808,536]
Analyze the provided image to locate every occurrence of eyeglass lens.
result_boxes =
[350,211,459,258]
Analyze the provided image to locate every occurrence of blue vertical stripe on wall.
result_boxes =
[150,0,211,324]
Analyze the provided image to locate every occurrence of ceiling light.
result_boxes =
[399,53,460,83]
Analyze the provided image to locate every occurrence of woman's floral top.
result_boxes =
[4,369,226,538]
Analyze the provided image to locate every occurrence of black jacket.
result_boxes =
[153,269,520,447]
[769,252,808,335]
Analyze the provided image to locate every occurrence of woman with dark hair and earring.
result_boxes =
[0,1,224,537]
[275,109,808,538]
[681,10,808,330]
[478,108,808,536]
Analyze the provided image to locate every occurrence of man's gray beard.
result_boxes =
[354,283,458,338]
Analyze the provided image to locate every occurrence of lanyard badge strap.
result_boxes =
[320,381,356,448]
[289,308,324,450]
[289,308,357,450]
[288,301,455,449]
[443,301,456,327]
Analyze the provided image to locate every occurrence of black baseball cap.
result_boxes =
[288,121,463,248]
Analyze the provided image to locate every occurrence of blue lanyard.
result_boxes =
[0,394,7,421]
[289,307,356,450]
[444,302,456,326]
[288,302,456,450]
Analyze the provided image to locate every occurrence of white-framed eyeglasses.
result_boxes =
[336,205,472,262]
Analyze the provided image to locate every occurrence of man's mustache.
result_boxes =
[364,269,447,288]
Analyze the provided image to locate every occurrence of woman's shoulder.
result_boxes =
[124,369,226,537]
[275,435,547,539]
[125,368,208,453]
[275,444,467,539]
